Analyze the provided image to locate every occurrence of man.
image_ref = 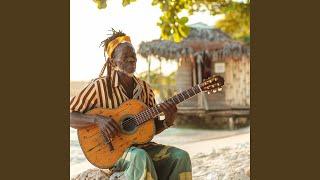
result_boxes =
[70,29,192,180]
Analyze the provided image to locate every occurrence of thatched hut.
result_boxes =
[138,23,250,129]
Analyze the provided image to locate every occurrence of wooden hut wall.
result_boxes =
[204,60,228,110]
[176,56,199,108]
[225,57,250,108]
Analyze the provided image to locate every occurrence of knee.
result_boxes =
[171,148,191,162]
[130,148,149,161]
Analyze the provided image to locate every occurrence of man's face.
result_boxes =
[112,43,137,74]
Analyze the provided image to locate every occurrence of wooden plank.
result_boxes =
[177,109,250,117]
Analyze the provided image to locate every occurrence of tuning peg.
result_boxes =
[207,91,211,94]
[218,87,223,91]
[213,89,217,93]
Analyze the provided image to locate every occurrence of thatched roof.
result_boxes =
[138,23,250,61]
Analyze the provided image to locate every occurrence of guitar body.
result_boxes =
[77,99,155,169]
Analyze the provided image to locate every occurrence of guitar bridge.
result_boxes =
[107,142,114,152]
[104,137,114,152]
[101,131,115,152]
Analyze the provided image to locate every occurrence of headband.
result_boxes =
[106,35,131,57]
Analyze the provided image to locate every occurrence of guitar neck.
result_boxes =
[134,85,202,125]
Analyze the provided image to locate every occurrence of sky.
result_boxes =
[70,0,224,81]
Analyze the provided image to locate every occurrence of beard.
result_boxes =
[113,66,134,77]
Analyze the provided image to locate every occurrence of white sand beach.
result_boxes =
[71,127,250,179]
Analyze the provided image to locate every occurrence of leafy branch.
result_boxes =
[92,0,250,42]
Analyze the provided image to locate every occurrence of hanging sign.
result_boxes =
[214,62,225,73]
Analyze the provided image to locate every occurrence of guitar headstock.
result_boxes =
[200,75,225,94]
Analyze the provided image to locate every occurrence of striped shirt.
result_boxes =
[70,69,164,146]
[70,69,156,114]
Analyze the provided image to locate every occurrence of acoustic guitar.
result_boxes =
[77,75,224,168]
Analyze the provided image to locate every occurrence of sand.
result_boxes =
[188,134,250,180]
[72,130,250,180]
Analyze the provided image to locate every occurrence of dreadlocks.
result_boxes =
[100,28,127,56]
[99,28,127,78]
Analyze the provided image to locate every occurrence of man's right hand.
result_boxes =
[94,115,121,140]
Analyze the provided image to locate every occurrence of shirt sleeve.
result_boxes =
[147,87,157,108]
[70,81,97,113]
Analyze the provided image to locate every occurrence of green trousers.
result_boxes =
[113,144,192,180]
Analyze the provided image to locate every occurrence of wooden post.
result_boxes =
[176,56,193,108]
[196,55,203,109]
[228,117,234,130]
[147,56,151,84]
[191,55,197,86]
[159,58,162,76]
[159,58,163,99]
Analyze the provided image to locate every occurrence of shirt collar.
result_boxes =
[110,69,142,89]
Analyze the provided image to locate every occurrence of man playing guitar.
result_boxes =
[70,29,192,180]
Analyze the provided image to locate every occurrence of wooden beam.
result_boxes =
[147,56,151,83]
[177,109,250,117]
[196,55,203,109]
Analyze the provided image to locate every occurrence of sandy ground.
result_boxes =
[187,133,250,179]
[71,127,250,179]
[179,132,250,157]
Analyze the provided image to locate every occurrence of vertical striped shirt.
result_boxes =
[70,69,156,114]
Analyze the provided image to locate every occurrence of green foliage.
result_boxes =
[92,0,137,9]
[91,0,250,43]
[92,0,107,9]
[154,0,192,42]
[138,69,177,100]
[122,0,137,6]
[214,1,250,43]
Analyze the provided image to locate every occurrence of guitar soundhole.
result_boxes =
[121,116,137,133]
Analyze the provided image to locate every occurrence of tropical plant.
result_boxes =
[138,69,177,100]
[92,0,250,43]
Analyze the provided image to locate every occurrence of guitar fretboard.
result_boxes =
[134,85,202,125]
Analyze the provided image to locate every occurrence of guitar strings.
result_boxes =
[120,104,159,127]
[121,107,158,128]
[120,92,194,127]
[102,84,219,135]
[121,103,163,127]
[120,98,178,128]
[121,112,152,127]
[109,83,220,130]
[120,88,198,127]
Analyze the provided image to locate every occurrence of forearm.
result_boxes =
[70,112,96,129]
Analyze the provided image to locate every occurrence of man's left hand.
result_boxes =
[159,102,177,127]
